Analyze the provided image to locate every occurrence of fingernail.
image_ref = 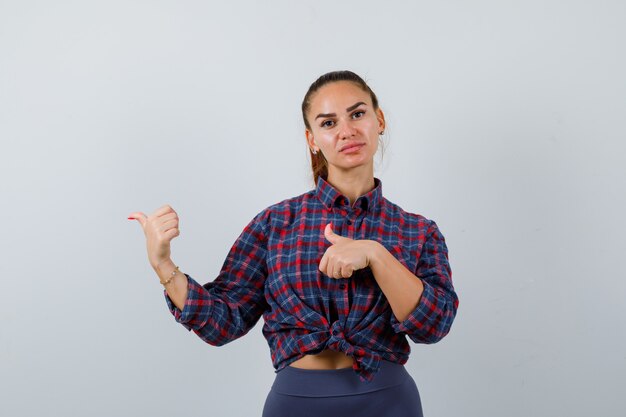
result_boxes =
[128,217,134,220]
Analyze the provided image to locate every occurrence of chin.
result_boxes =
[338,159,372,170]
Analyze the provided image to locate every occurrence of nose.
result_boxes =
[336,118,357,140]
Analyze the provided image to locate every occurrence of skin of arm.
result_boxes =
[366,241,425,323]
[155,258,189,311]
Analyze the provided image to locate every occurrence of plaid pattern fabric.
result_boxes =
[164,176,459,383]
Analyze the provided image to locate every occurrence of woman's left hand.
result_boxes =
[319,223,377,279]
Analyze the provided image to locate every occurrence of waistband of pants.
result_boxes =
[270,360,410,397]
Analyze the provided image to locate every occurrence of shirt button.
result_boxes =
[339,284,346,289]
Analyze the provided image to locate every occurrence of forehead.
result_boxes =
[309,81,371,110]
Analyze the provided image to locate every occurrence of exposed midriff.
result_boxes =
[288,349,354,370]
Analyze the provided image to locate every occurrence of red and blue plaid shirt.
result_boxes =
[164,176,459,383]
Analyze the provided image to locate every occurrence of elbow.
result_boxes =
[192,319,254,347]
[410,321,453,344]
[193,328,237,347]
[409,295,458,344]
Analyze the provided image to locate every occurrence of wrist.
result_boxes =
[366,240,385,267]
[154,258,175,274]
[155,259,182,287]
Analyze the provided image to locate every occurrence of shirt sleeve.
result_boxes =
[389,219,459,344]
[163,208,270,346]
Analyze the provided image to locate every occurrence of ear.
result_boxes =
[376,108,386,132]
[305,129,316,149]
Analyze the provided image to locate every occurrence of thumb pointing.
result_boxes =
[128,212,147,228]
[324,222,337,243]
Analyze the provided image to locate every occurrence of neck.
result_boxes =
[326,165,375,207]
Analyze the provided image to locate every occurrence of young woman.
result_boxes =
[129,70,459,417]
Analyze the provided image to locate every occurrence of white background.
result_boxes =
[1,1,625,416]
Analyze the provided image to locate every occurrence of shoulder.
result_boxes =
[266,189,313,212]
[249,189,316,228]
[380,196,434,232]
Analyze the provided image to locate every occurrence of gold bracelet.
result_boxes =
[160,265,180,286]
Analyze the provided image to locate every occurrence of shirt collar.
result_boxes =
[315,176,383,212]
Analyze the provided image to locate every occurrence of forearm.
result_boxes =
[155,258,189,311]
[367,241,424,323]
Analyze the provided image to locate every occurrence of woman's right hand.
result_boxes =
[128,205,181,270]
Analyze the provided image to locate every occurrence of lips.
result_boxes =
[340,142,365,152]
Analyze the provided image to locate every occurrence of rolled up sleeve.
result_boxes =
[389,219,459,344]
[163,208,270,346]
[164,273,212,331]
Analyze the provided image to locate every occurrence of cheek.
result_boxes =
[366,119,380,133]
[369,140,380,156]
[317,135,335,149]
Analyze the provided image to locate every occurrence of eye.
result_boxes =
[352,110,365,118]
[321,120,334,128]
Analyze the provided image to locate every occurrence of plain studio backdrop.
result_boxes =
[1,1,624,416]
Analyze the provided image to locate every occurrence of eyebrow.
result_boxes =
[315,101,367,120]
